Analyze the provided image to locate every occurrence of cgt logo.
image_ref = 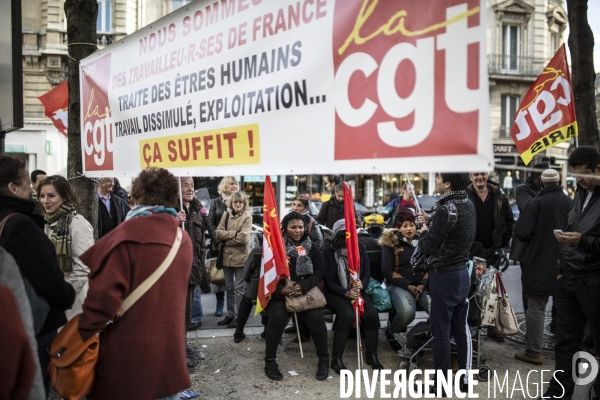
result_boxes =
[81,54,114,171]
[332,0,483,160]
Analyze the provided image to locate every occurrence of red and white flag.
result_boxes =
[343,182,364,325]
[510,44,577,165]
[255,176,290,316]
[38,80,69,138]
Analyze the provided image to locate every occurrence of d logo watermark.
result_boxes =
[572,351,598,386]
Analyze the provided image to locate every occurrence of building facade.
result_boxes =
[12,0,568,205]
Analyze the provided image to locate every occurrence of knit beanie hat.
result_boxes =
[541,169,560,182]
[332,219,346,237]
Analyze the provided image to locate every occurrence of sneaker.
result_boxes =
[265,358,283,381]
[515,352,544,365]
[234,332,246,343]
[392,332,407,346]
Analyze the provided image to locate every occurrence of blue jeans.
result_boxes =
[389,285,429,333]
[191,285,203,324]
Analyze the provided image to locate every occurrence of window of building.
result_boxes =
[550,32,560,55]
[97,0,112,32]
[502,25,521,71]
[172,0,193,11]
[501,95,519,137]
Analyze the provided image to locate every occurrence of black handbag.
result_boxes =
[215,212,230,270]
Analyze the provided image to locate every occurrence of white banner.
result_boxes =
[80,0,493,177]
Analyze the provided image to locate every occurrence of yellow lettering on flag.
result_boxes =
[139,124,260,168]
[520,122,578,165]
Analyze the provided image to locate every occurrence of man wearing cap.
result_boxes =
[543,146,600,400]
[513,169,572,365]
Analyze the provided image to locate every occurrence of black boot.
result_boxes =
[330,330,349,374]
[264,357,283,381]
[316,357,329,380]
[364,329,384,370]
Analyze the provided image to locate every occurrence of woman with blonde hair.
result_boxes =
[208,176,239,316]
[215,190,252,328]
[38,175,94,320]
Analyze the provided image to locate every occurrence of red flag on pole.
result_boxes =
[38,80,69,138]
[342,182,364,324]
[510,44,577,165]
[255,176,290,316]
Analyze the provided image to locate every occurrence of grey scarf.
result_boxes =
[285,236,313,276]
[334,248,351,290]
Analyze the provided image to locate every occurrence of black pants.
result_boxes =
[236,296,253,335]
[325,291,379,331]
[547,276,600,398]
[264,299,328,359]
[428,268,471,382]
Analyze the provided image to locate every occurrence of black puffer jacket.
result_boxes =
[0,196,75,335]
[207,197,227,252]
[558,186,600,278]
[418,191,475,272]
[379,230,427,290]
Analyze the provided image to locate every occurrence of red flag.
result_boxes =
[38,80,69,138]
[342,182,364,324]
[255,176,290,316]
[510,44,577,165]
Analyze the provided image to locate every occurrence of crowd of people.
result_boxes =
[0,146,599,399]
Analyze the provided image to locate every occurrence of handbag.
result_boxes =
[48,228,183,400]
[480,274,498,327]
[206,257,225,285]
[495,272,519,336]
[0,213,50,334]
[215,212,230,270]
[284,279,327,313]
[365,278,392,312]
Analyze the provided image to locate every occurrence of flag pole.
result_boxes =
[294,312,304,358]
[355,307,361,369]
[178,178,184,229]
[404,173,420,214]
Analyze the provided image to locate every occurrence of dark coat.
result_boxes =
[273,240,325,299]
[78,214,192,400]
[0,195,75,335]
[184,198,207,285]
[466,182,514,250]
[97,194,130,237]
[379,230,427,290]
[515,185,572,295]
[207,197,227,252]
[316,197,360,230]
[242,247,262,299]
[510,179,542,261]
[323,244,370,296]
[558,186,600,279]
[358,231,383,282]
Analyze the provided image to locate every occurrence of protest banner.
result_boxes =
[80,0,492,176]
[510,44,577,165]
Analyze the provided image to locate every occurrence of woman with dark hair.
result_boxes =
[38,175,94,321]
[262,212,329,381]
[380,207,429,339]
[78,168,193,400]
[208,176,239,316]
[323,219,384,374]
[215,190,252,328]
[0,155,75,398]
[291,194,323,249]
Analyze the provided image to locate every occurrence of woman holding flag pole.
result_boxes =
[260,210,330,381]
[323,183,384,374]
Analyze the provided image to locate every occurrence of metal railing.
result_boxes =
[488,54,547,77]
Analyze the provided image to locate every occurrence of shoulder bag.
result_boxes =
[215,211,230,270]
[365,278,392,312]
[284,278,327,313]
[495,272,519,336]
[48,228,183,400]
[0,213,50,334]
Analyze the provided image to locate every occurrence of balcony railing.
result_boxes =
[488,54,547,77]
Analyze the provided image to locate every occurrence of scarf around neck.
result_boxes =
[285,236,313,276]
[126,205,178,220]
[45,203,77,274]
[330,196,344,213]
[334,247,351,290]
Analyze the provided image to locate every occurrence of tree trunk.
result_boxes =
[566,0,599,149]
[65,0,99,239]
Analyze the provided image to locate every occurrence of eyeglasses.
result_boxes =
[232,200,244,204]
